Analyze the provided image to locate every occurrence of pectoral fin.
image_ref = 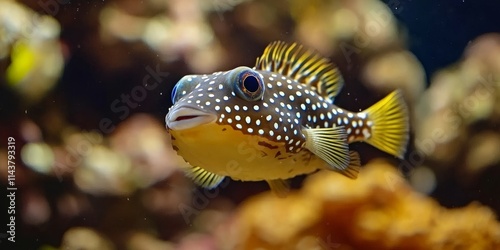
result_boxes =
[185,166,225,189]
[303,126,350,171]
[266,179,290,198]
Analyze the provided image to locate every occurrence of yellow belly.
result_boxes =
[169,122,328,181]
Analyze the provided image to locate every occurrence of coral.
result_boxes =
[217,161,500,249]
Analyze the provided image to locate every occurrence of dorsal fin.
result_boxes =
[254,41,344,100]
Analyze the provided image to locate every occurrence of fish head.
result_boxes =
[166,66,269,131]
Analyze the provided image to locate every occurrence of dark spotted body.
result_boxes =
[172,70,374,154]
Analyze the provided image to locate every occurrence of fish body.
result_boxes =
[166,42,408,195]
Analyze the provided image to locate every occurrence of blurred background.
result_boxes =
[0,0,499,249]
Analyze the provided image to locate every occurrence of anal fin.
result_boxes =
[266,179,290,198]
[186,166,225,189]
[339,151,361,179]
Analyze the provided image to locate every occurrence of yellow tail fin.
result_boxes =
[364,90,409,158]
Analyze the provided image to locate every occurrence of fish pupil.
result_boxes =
[243,75,260,93]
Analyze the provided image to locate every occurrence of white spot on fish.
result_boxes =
[363,128,371,138]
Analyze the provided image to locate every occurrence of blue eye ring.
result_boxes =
[171,83,179,104]
[234,68,265,101]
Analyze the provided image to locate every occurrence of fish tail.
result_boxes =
[363,90,409,158]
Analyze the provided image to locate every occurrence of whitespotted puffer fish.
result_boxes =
[166,41,409,196]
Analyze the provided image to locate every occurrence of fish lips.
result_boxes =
[166,106,217,130]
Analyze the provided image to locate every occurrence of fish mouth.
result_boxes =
[166,106,217,130]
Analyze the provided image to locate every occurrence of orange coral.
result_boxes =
[217,161,500,249]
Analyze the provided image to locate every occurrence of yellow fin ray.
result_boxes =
[186,166,225,189]
[364,90,409,158]
[266,179,290,198]
[303,126,350,171]
[254,41,344,100]
[338,150,361,179]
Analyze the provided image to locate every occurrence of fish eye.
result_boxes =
[233,67,265,101]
